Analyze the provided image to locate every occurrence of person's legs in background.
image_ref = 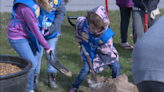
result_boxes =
[45,37,58,89]
[8,38,37,92]
[120,7,133,49]
[109,61,120,78]
[132,9,144,44]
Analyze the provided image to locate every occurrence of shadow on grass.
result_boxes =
[114,43,133,58]
[38,69,91,92]
[37,52,91,92]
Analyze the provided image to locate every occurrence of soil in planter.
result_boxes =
[93,74,139,92]
[0,63,21,75]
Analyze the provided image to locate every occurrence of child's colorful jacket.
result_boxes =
[75,6,119,73]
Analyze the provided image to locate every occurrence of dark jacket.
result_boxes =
[133,0,160,11]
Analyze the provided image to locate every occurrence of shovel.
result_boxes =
[142,0,152,33]
[47,51,72,77]
[81,45,104,91]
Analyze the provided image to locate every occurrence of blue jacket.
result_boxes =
[11,0,41,52]
[81,20,115,62]
[38,0,63,40]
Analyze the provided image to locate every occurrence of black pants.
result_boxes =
[137,81,164,92]
[120,7,132,43]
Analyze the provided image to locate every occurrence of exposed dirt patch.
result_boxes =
[93,74,139,92]
[0,63,21,75]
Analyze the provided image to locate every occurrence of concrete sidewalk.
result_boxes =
[66,0,164,11]
[0,0,164,12]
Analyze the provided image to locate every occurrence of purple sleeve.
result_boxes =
[22,6,50,50]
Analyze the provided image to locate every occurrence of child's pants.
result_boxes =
[35,37,58,74]
[72,61,120,89]
[8,38,37,92]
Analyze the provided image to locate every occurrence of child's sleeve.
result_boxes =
[98,37,119,61]
[75,17,85,43]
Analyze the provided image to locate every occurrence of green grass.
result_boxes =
[0,9,164,92]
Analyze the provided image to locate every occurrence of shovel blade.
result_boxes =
[86,76,105,91]
[48,60,72,77]
[48,51,72,77]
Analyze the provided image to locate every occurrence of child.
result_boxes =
[69,6,120,92]
[7,0,52,92]
[34,0,66,90]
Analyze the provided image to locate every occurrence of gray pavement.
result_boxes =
[0,0,164,12]
[66,0,164,11]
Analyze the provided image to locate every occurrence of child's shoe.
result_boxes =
[69,86,77,92]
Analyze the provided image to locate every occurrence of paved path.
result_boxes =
[66,0,164,11]
[0,0,164,12]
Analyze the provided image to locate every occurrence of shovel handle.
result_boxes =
[50,51,54,61]
[81,45,97,83]
[81,45,89,56]
[67,16,78,27]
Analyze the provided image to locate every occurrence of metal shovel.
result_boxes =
[47,51,72,77]
[81,45,104,91]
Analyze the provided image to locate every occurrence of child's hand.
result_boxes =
[46,48,53,54]
[90,69,92,72]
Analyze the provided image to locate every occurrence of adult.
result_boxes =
[132,15,164,92]
[132,0,160,43]
[116,0,134,49]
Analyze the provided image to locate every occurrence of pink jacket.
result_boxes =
[75,6,119,73]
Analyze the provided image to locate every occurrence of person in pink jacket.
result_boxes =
[69,6,120,92]
[116,0,134,49]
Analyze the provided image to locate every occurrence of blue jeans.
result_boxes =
[8,38,37,92]
[35,37,58,74]
[120,7,132,43]
[132,8,159,44]
[72,61,120,89]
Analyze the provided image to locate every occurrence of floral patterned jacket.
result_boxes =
[75,6,119,73]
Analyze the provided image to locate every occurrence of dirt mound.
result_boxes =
[93,74,139,92]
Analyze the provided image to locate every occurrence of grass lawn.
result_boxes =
[0,9,164,92]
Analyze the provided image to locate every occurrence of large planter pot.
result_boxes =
[0,55,32,92]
